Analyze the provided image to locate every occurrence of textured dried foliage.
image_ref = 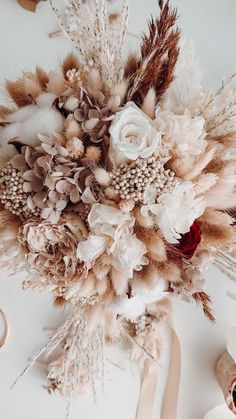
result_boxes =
[125,0,180,104]
[193,292,215,322]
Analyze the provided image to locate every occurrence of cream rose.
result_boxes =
[109,102,161,167]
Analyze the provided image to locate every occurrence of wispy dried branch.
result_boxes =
[49,0,129,91]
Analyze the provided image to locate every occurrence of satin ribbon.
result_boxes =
[135,318,181,419]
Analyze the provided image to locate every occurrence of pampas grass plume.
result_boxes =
[156,261,182,284]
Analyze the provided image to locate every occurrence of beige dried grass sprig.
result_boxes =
[125,0,180,104]
[49,0,128,90]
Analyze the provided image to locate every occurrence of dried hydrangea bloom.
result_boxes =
[8,134,92,224]
[18,213,88,281]
[59,69,121,144]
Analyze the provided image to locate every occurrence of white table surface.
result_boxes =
[0,1,236,418]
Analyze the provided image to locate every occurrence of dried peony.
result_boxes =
[109,102,162,167]
[155,109,206,156]
[77,203,148,278]
[19,214,88,280]
[141,181,205,244]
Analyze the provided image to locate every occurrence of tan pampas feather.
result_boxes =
[126,0,180,104]
[172,143,218,180]
[133,264,161,289]
[141,88,156,119]
[36,66,49,90]
[6,79,34,107]
[135,226,167,262]
[211,132,236,148]
[62,52,81,79]
[200,209,236,250]
[0,106,14,124]
[46,72,66,96]
[124,53,139,80]
[155,260,182,284]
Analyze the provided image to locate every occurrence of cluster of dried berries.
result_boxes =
[110,157,177,202]
[0,162,40,219]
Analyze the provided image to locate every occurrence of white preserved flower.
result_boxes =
[141,181,205,244]
[109,279,166,320]
[77,203,148,278]
[109,102,161,167]
[155,108,206,156]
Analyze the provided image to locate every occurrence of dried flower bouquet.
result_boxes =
[0,0,236,410]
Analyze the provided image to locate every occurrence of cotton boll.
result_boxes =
[109,295,145,320]
[3,92,63,147]
[8,105,36,123]
[131,278,167,305]
[20,107,63,145]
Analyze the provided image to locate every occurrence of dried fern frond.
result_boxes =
[126,0,180,105]
[49,0,129,91]
[193,292,215,322]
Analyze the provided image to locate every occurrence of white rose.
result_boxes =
[155,109,206,156]
[109,102,161,167]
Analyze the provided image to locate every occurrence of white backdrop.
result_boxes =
[0,1,236,418]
